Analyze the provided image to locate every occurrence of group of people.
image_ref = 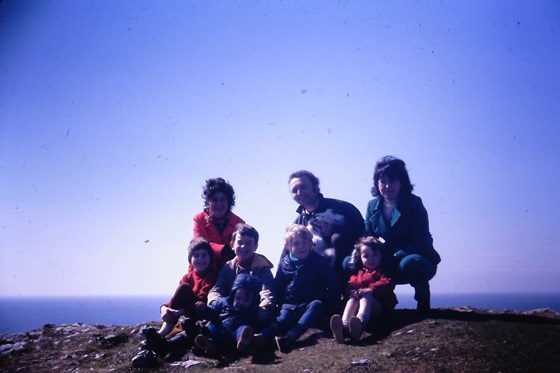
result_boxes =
[132,155,441,366]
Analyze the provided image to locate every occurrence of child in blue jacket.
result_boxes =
[273,224,340,353]
[194,273,267,355]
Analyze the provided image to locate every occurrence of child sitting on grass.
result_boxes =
[207,223,276,330]
[134,237,218,365]
[194,273,266,355]
[330,236,397,343]
[273,224,340,353]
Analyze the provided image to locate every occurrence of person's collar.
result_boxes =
[236,254,254,269]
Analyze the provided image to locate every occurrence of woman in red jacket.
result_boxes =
[193,177,245,269]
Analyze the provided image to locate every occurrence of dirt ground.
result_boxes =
[1,307,559,372]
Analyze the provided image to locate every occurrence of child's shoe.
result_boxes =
[131,349,159,368]
[349,316,363,341]
[236,326,254,353]
[275,335,293,353]
[329,314,345,344]
[248,333,266,354]
[140,326,168,357]
[180,317,199,337]
[194,334,218,355]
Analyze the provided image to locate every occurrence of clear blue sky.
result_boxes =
[1,1,559,297]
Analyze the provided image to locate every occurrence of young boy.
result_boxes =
[194,273,264,355]
[207,223,276,324]
[273,224,340,353]
[330,236,397,343]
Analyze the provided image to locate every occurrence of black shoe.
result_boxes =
[275,335,293,354]
[181,317,200,339]
[131,349,159,368]
[416,300,431,316]
[141,326,168,357]
[414,283,431,316]
[195,334,218,355]
[247,333,267,354]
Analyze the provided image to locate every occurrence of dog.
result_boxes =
[307,209,346,268]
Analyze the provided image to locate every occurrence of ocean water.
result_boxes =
[0,296,167,335]
[0,293,558,335]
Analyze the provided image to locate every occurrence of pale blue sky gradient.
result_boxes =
[1,1,559,297]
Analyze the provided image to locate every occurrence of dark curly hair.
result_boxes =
[371,156,414,197]
[202,177,236,212]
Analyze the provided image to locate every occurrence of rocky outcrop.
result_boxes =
[1,308,559,372]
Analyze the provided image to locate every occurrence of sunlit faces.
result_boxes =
[378,177,401,202]
[190,249,211,273]
[232,288,253,310]
[289,176,318,209]
[233,234,258,262]
[360,245,382,271]
[288,233,313,260]
[208,191,229,219]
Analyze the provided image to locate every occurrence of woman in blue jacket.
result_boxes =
[364,156,441,314]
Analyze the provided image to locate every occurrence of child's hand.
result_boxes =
[358,289,372,298]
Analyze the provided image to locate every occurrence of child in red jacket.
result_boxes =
[157,236,219,337]
[330,236,397,343]
[138,236,218,359]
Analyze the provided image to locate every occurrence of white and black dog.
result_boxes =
[307,208,346,268]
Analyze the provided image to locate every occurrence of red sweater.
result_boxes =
[347,268,398,311]
[164,268,218,316]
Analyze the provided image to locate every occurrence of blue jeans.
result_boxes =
[394,253,437,284]
[394,253,437,302]
[276,300,325,340]
[207,323,248,349]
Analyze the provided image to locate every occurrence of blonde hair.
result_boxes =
[283,224,313,249]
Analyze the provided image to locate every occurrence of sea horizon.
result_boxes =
[1,292,559,335]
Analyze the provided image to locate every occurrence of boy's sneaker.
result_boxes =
[236,326,254,353]
[349,316,363,341]
[194,334,218,355]
[330,314,345,344]
[275,335,293,354]
[247,333,266,354]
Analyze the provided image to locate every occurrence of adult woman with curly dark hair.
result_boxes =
[193,177,245,269]
[364,156,441,315]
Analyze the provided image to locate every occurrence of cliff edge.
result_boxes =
[1,307,559,372]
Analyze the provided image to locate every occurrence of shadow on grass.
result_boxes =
[363,307,560,343]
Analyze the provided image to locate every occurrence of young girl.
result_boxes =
[140,236,218,356]
[330,236,397,343]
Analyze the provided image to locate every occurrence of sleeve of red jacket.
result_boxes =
[192,213,205,238]
[367,273,396,299]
